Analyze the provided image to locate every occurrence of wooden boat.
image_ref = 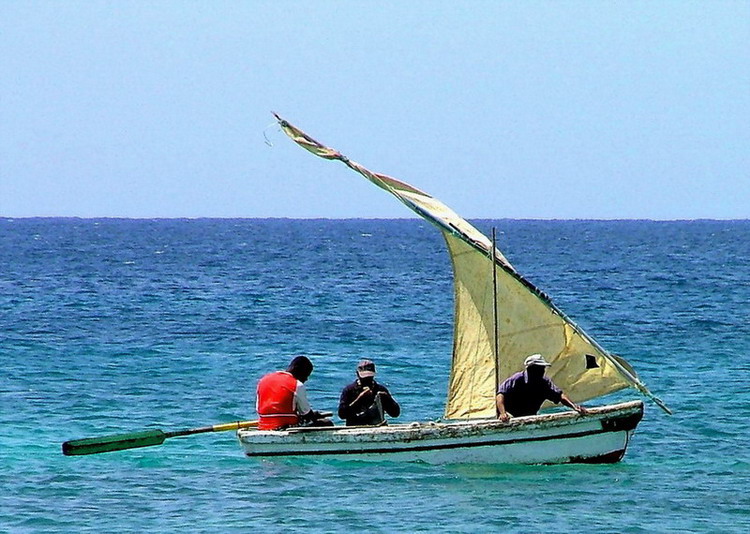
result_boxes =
[238,115,670,465]
[240,401,643,464]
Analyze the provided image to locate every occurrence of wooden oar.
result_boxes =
[62,420,259,456]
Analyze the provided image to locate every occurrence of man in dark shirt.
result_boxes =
[338,360,400,426]
[496,354,588,422]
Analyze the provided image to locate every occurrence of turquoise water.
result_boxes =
[2,218,749,532]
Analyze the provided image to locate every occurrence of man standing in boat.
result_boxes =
[338,359,401,426]
[496,354,589,422]
[256,355,333,430]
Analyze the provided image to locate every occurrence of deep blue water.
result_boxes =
[1,218,749,532]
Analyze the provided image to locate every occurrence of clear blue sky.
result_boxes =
[1,2,748,219]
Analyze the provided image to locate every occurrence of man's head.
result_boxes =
[287,355,314,383]
[524,353,551,380]
[356,359,376,385]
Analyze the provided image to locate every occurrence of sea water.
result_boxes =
[1,218,748,533]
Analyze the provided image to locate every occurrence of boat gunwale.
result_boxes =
[238,401,642,460]
[238,400,643,442]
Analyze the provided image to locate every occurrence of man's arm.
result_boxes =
[339,384,374,418]
[338,385,356,420]
[496,393,510,422]
[560,393,588,415]
[377,385,400,417]
[294,381,312,417]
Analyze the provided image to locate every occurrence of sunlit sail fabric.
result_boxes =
[444,234,634,418]
[274,113,670,418]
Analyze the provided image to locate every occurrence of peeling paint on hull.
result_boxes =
[238,400,643,465]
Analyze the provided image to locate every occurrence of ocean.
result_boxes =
[1,218,748,533]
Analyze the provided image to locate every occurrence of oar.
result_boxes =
[62,420,259,456]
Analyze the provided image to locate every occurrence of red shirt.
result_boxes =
[256,371,300,430]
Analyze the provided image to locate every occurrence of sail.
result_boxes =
[444,233,638,418]
[274,114,670,418]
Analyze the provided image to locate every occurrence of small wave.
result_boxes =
[689,318,733,329]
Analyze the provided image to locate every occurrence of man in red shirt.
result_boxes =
[256,356,332,430]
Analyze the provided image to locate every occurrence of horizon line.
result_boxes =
[2,216,749,223]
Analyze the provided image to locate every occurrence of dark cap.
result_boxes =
[356,359,376,378]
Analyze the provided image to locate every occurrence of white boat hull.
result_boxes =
[237,400,643,465]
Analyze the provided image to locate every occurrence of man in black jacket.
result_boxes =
[338,360,400,426]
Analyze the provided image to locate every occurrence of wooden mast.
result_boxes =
[491,227,500,395]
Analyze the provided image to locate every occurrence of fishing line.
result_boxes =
[263,121,279,147]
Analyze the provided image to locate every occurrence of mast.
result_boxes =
[491,227,500,395]
[273,113,671,416]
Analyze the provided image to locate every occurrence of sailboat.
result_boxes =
[237,114,671,464]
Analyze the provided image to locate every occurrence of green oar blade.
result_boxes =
[62,429,167,456]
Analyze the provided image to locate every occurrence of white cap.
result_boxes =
[524,354,551,368]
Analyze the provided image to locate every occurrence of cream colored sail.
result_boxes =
[274,114,670,418]
[444,234,640,418]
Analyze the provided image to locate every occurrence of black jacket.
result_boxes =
[338,379,400,426]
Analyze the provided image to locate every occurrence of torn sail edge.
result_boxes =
[273,113,671,414]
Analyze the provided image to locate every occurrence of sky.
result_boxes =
[1,1,748,219]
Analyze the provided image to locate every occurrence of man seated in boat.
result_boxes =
[256,355,333,430]
[496,354,589,422]
[338,359,400,426]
